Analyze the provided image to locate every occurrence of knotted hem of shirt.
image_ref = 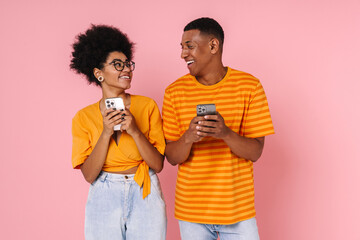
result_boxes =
[134,161,150,199]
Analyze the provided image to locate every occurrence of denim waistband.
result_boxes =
[97,169,155,182]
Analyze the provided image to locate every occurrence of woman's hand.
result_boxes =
[102,108,122,136]
[118,109,164,173]
[119,109,140,136]
[81,107,121,184]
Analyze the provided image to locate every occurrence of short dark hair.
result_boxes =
[70,24,134,87]
[184,17,224,49]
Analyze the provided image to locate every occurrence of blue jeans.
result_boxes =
[179,218,259,240]
[85,170,167,240]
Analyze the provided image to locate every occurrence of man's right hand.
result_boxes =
[165,116,205,165]
[183,116,206,144]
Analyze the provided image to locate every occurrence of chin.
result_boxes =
[188,69,197,77]
[119,82,131,88]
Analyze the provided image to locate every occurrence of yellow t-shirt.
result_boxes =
[72,95,165,198]
[162,68,275,224]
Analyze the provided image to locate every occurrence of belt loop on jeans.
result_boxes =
[99,172,108,182]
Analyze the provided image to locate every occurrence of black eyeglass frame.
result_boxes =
[105,59,135,72]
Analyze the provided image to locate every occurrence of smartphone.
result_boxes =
[196,104,216,116]
[105,97,125,131]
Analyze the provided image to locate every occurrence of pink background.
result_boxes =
[1,0,359,239]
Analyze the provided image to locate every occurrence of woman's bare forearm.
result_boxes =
[131,131,164,173]
[80,132,112,183]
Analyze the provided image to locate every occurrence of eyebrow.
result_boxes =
[180,41,193,46]
[111,58,128,62]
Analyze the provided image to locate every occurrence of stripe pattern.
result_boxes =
[162,68,274,224]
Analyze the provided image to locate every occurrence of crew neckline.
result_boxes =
[191,67,231,89]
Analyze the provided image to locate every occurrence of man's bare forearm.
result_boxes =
[222,130,265,162]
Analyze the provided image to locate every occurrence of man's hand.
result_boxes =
[183,116,207,143]
[195,112,231,139]
[195,112,265,161]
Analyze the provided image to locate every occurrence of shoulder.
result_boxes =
[131,95,159,110]
[165,73,194,93]
[131,95,155,105]
[227,67,261,92]
[228,68,260,84]
[73,102,99,122]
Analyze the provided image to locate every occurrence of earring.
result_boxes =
[98,76,104,82]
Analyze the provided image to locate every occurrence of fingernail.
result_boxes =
[121,117,124,120]
[121,113,126,117]
[196,126,200,130]
[120,109,124,111]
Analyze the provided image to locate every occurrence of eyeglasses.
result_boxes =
[105,59,135,72]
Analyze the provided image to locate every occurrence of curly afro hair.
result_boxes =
[70,24,134,87]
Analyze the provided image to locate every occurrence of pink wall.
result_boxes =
[1,0,359,239]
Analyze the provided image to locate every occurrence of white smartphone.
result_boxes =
[105,97,125,131]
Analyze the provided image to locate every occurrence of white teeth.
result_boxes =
[120,76,130,79]
[186,60,194,65]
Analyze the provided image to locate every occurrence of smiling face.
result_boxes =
[180,29,214,78]
[95,51,133,91]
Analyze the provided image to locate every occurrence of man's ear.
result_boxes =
[209,38,220,54]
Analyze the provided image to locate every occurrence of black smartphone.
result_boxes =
[196,104,216,116]
[196,104,216,129]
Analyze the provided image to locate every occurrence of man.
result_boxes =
[162,17,274,240]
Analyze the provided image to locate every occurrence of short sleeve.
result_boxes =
[162,88,181,141]
[241,81,275,138]
[71,112,92,169]
[148,100,166,155]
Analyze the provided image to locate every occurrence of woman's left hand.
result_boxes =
[119,109,140,136]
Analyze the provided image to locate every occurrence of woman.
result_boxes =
[70,25,166,240]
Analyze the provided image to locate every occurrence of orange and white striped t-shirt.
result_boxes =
[162,67,274,224]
